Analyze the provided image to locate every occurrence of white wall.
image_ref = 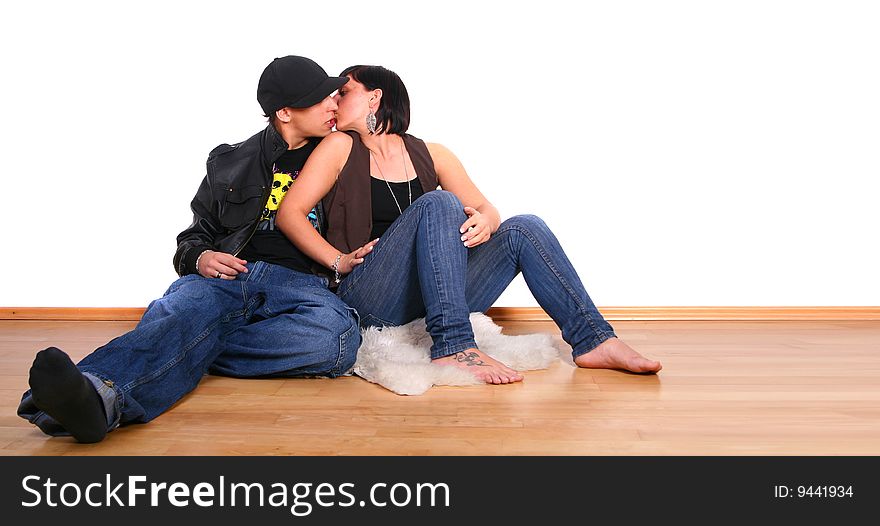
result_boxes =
[2,0,878,308]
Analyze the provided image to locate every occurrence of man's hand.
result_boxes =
[198,250,248,279]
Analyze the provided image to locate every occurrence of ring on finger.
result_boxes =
[215,271,222,279]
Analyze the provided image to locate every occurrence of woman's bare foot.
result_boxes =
[433,349,524,384]
[574,337,662,374]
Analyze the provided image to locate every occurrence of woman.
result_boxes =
[276,65,661,384]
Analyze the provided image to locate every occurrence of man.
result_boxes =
[17,56,363,443]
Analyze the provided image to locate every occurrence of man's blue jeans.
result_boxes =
[338,190,616,360]
[18,261,360,437]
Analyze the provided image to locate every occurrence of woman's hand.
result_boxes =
[336,238,380,274]
[459,207,492,248]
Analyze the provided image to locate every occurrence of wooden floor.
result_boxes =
[1,319,879,456]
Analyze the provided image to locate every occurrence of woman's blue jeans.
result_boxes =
[18,262,360,437]
[337,190,616,360]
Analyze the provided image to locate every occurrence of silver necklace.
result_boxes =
[369,140,412,215]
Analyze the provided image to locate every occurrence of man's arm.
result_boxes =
[173,175,217,276]
[172,175,248,279]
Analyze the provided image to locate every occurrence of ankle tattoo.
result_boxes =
[454,351,489,367]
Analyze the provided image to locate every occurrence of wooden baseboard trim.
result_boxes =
[487,306,880,321]
[0,308,148,321]
[2,306,880,322]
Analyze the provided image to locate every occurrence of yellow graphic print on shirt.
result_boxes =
[256,169,320,232]
[261,172,294,221]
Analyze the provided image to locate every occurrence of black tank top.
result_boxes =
[369,177,426,239]
[322,131,438,254]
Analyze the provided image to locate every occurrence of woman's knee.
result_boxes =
[415,190,463,212]
[503,214,550,236]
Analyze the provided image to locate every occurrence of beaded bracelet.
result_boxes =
[330,254,343,284]
[195,249,212,276]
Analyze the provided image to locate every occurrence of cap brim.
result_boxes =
[288,76,350,108]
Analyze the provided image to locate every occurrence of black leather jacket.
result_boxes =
[173,125,291,276]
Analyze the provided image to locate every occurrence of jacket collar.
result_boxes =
[262,124,291,166]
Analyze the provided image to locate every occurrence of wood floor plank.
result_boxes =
[1,319,878,455]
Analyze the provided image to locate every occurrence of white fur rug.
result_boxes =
[353,313,560,395]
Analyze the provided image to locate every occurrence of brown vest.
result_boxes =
[322,131,439,253]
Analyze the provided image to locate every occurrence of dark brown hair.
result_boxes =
[340,65,410,135]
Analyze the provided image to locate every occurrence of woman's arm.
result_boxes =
[426,142,501,248]
[276,132,376,274]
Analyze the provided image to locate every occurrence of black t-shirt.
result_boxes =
[369,177,425,240]
[237,140,321,273]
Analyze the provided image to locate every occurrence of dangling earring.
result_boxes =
[366,110,377,135]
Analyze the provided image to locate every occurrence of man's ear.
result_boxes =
[275,107,293,123]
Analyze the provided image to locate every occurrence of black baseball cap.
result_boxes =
[257,56,348,115]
